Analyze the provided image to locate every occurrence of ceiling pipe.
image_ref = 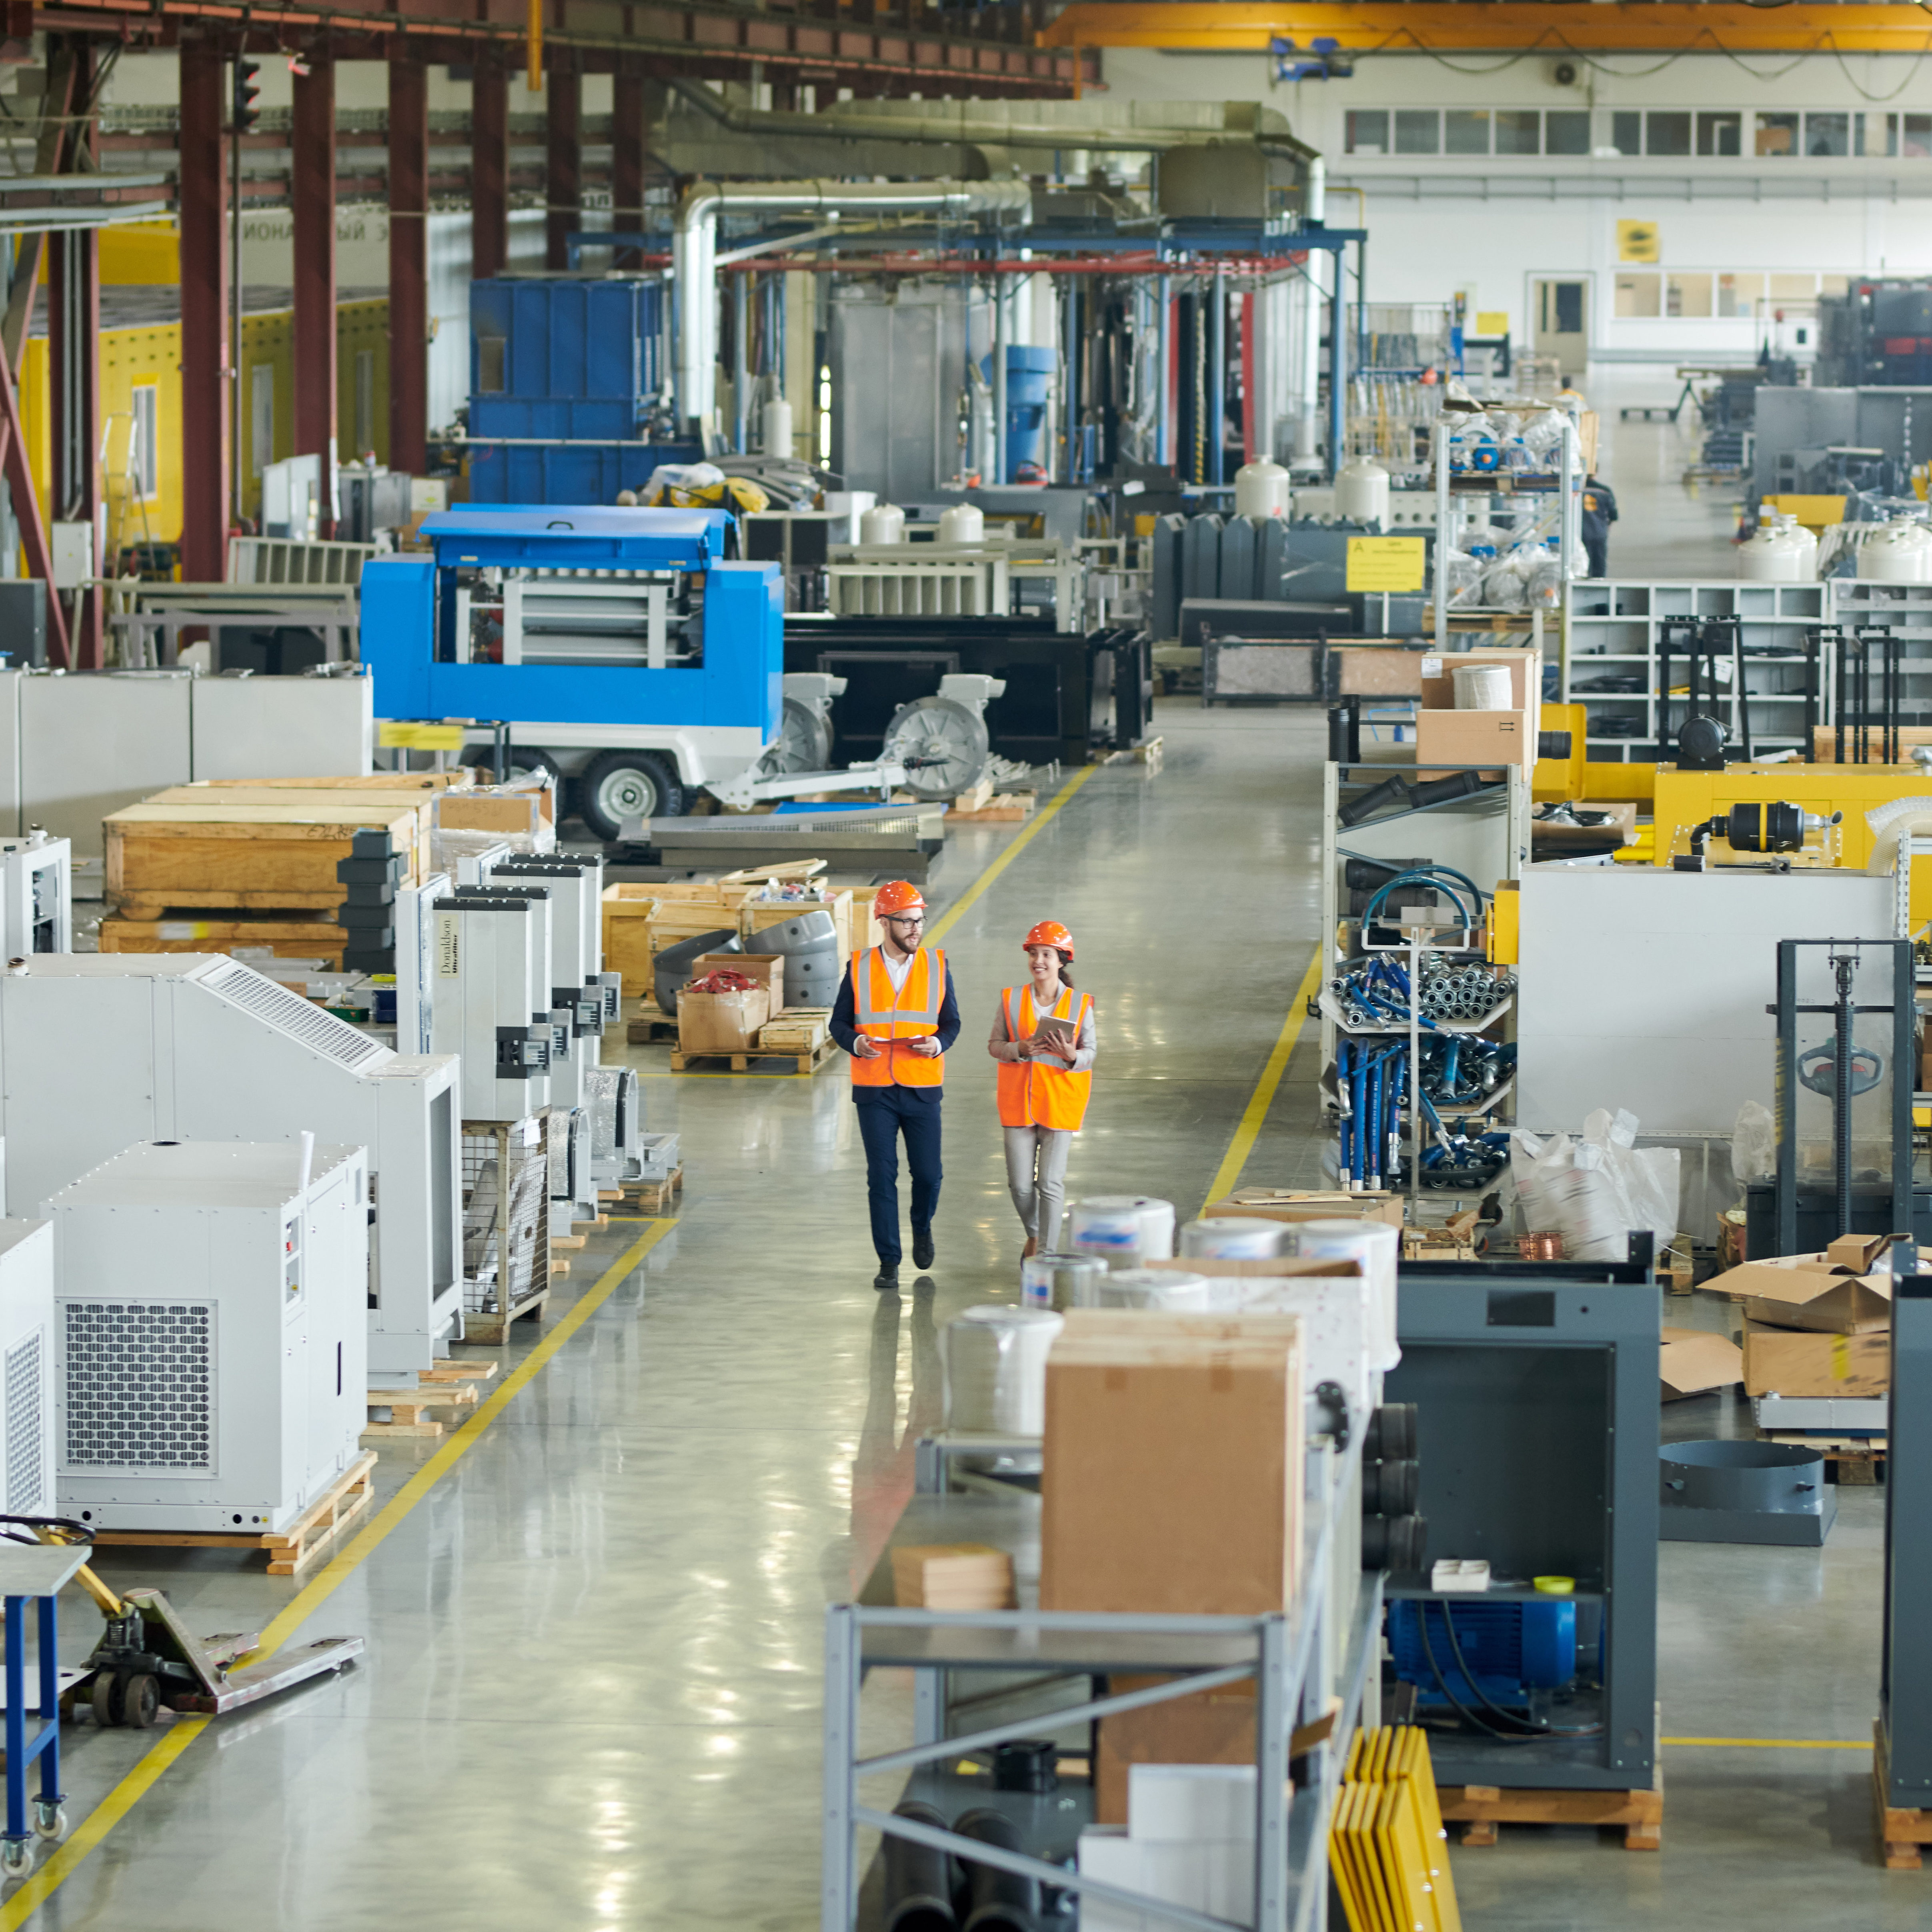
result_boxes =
[672,176,1031,442]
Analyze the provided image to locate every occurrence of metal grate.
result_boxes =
[63,1302,214,1472]
[200,959,388,1070]
[5,1332,41,1514]
[460,1118,550,1316]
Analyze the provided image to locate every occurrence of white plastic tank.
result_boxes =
[859,503,907,546]
[1859,516,1932,583]
[761,396,794,460]
[1335,457,1390,528]
[1233,456,1291,520]
[1738,513,1813,582]
[937,502,985,546]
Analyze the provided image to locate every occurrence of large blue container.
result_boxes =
[466,439,705,505]
[981,346,1057,482]
[467,278,667,441]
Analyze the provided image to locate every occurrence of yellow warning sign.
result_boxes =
[1617,219,1660,263]
[377,721,469,750]
[1345,536,1427,594]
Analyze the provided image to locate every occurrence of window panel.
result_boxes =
[1394,109,1440,155]
[1647,110,1692,157]
[1611,110,1641,156]
[131,386,158,500]
[1495,108,1540,156]
[1546,110,1590,156]
[1615,273,1661,319]
[1757,112,1799,157]
[1444,109,1492,155]
[1716,272,1765,319]
[1769,273,1818,299]
[1820,274,1850,297]
[1346,110,1388,155]
[1805,112,1850,156]
[1904,112,1932,158]
[1697,112,1741,157]
[1667,273,1713,319]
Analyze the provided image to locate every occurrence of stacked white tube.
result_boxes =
[1094,1269,1211,1311]
[1179,1217,1289,1261]
[941,1306,1064,1436]
[1021,1250,1108,1313]
[1069,1196,1177,1271]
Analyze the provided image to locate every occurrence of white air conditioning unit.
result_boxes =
[0,955,460,1379]
[0,1220,53,1518]
[50,1141,368,1533]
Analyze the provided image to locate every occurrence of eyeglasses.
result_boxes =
[885,914,925,927]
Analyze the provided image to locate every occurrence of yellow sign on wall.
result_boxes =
[1617,219,1660,263]
[1475,311,1510,338]
[1345,536,1427,593]
[378,722,468,750]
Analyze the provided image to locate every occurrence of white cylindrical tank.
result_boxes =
[1738,513,1812,582]
[761,396,794,459]
[859,503,907,545]
[937,503,985,546]
[1336,457,1390,527]
[1859,517,1932,583]
[1233,456,1291,520]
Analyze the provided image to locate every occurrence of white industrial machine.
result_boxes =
[0,955,460,1380]
[424,885,558,1120]
[49,1141,368,1534]
[0,831,69,956]
[0,1220,53,1517]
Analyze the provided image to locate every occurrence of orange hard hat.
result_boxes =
[1023,919,1074,959]
[873,880,926,917]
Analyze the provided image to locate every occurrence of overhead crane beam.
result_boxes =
[1039,1,1932,53]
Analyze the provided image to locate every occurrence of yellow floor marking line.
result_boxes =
[2,1220,675,1925]
[1661,1736,1870,1750]
[1200,948,1323,1211]
[925,764,1097,946]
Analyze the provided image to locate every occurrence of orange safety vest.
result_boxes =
[995,984,1093,1131]
[849,945,948,1088]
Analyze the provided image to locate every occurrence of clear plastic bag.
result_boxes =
[1522,554,1565,609]
[1481,557,1530,610]
[1443,552,1486,607]
[1519,408,1571,460]
[1732,1100,1775,1185]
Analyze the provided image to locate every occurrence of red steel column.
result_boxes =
[387,48,428,478]
[611,70,647,272]
[545,61,580,272]
[470,53,508,281]
[178,39,230,583]
[47,34,100,663]
[292,47,337,531]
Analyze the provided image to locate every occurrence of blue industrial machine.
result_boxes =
[361,506,908,837]
[465,279,701,505]
[1386,1598,1581,1715]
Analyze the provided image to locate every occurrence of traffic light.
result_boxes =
[232,57,261,132]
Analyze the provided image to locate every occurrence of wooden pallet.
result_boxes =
[1439,1774,1663,1850]
[628,1011,680,1045]
[947,793,1037,825]
[625,1166,685,1216]
[464,1286,549,1347]
[1101,735,1164,774]
[1765,1432,1887,1485]
[670,1037,837,1076]
[90,1450,378,1578]
[1875,1724,1932,1867]
[364,1375,481,1440]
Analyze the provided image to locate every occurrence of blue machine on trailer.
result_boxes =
[360,506,785,836]
[464,279,703,505]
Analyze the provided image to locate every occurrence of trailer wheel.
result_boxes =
[89,1671,119,1728]
[580,750,684,840]
[122,1674,159,1731]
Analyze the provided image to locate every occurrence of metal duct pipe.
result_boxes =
[673,177,1031,442]
[1306,154,1327,225]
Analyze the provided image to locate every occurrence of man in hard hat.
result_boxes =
[830,881,962,1291]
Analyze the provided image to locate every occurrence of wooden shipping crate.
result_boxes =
[139,788,434,880]
[195,771,477,792]
[105,802,420,908]
[739,888,879,960]
[759,1009,831,1053]
[600,881,760,996]
[435,783,557,840]
[99,915,348,963]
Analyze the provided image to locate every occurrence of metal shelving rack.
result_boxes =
[1828,577,1932,727]
[821,1440,1381,1932]
[1564,579,1830,762]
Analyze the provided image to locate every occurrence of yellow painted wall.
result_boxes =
[98,222,180,286]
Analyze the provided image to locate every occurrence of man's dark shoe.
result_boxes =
[874,1265,900,1293]
[912,1229,935,1270]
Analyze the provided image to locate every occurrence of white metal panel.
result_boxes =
[20,672,194,859]
[1516,866,1895,1134]
[0,1220,54,1518]
[189,673,374,781]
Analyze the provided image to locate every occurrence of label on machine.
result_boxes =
[436,913,461,979]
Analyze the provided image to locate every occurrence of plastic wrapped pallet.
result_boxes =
[941,1305,1064,1436]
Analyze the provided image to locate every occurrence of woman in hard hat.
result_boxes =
[989,920,1095,1259]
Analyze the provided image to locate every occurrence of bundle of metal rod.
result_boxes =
[1336,1035,1409,1191]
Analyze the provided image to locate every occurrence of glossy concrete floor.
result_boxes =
[28,700,1921,1930]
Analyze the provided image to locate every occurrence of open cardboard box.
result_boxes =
[1660,1326,1744,1400]
[691,951,785,1014]
[1743,1320,1890,1399]
[1725,1247,1893,1335]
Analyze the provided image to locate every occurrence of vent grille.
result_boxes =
[64,1302,213,1472]
[5,1332,41,1514]
[199,959,388,1071]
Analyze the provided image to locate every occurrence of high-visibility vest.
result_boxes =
[995,984,1093,1131]
[849,945,948,1088]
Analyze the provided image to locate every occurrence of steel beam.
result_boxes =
[1,44,76,375]
[292,46,336,532]
[611,70,650,273]
[178,38,229,585]
[45,34,98,664]
[471,52,509,281]
[1039,0,1932,51]
[387,49,428,478]
[545,60,581,274]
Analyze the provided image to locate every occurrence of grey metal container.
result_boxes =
[1659,1438,1837,1547]
[652,927,740,1018]
[743,907,841,1008]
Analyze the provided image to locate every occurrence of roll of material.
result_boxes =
[1453,663,1514,712]
[1180,1216,1289,1261]
[1068,1195,1177,1271]
[942,1306,1064,1436]
[1290,1218,1400,1369]
[1095,1268,1210,1311]
[1021,1250,1108,1313]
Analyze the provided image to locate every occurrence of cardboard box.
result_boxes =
[1094,1676,1258,1826]
[1419,645,1542,735]
[1660,1325,1744,1400]
[890,1543,1015,1611]
[691,951,784,1013]
[1041,1313,1303,1618]
[1331,645,1425,699]
[1205,1189,1404,1231]
[1743,1320,1890,1399]
[1727,1252,1893,1334]
[676,985,770,1055]
[1415,707,1530,769]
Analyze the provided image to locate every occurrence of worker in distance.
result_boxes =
[988,919,1095,1259]
[831,880,961,1293]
